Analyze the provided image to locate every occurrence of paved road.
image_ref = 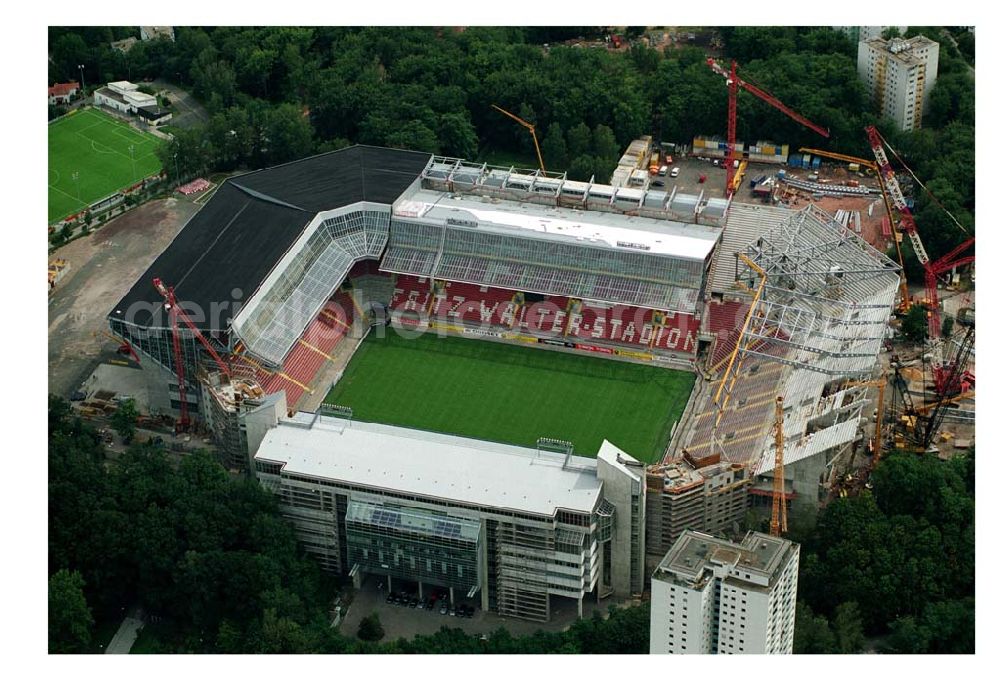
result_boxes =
[151,80,208,129]
[105,614,144,654]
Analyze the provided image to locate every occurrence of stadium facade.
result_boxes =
[242,399,645,622]
[109,145,900,589]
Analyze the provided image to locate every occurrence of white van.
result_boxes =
[658,165,668,176]
[670,167,680,178]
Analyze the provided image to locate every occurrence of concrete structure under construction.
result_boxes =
[676,204,900,512]
[649,530,799,654]
[645,453,749,557]
[246,409,646,622]
[858,36,939,131]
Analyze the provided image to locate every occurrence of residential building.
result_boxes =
[649,530,799,654]
[247,408,647,622]
[48,81,79,105]
[858,36,940,131]
[140,26,174,41]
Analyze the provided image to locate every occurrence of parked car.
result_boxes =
[651,179,665,187]
[670,167,680,178]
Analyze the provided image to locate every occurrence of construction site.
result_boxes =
[47,56,974,586]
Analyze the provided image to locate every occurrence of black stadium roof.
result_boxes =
[109,145,431,331]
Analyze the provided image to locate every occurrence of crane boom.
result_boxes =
[706,58,829,196]
[798,147,876,169]
[769,396,787,536]
[865,126,929,265]
[491,104,546,174]
[153,277,233,431]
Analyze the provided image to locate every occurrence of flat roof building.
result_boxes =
[248,409,647,622]
[858,36,939,131]
[649,530,799,654]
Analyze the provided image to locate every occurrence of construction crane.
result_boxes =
[491,104,546,174]
[152,277,232,431]
[801,145,911,311]
[866,125,975,338]
[94,329,141,364]
[924,237,975,339]
[842,377,887,465]
[769,396,787,537]
[706,58,830,197]
[922,324,975,449]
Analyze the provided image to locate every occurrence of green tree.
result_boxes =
[357,613,385,642]
[541,121,568,170]
[793,602,836,654]
[49,570,94,653]
[437,112,479,159]
[567,153,595,181]
[566,122,592,158]
[110,398,139,444]
[832,601,865,653]
[900,304,928,343]
[886,616,930,653]
[263,103,314,165]
[592,124,619,161]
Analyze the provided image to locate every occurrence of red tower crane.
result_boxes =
[706,58,830,196]
[924,238,975,338]
[152,278,232,431]
[866,125,974,339]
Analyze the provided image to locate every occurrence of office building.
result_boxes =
[248,408,647,622]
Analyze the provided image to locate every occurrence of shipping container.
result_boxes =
[848,162,861,172]
[777,169,786,179]
[812,157,822,169]
[789,154,803,168]
[802,153,812,165]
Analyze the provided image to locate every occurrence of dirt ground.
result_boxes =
[48,197,202,398]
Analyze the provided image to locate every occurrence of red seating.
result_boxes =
[390,275,432,313]
[388,274,700,354]
[233,295,354,410]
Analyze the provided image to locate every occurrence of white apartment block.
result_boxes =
[858,36,939,131]
[649,530,800,654]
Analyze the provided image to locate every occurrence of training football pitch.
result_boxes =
[48,108,165,223]
[324,331,696,463]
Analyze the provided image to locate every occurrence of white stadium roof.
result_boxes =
[254,412,605,517]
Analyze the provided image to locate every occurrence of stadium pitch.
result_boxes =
[48,108,165,223]
[324,330,695,463]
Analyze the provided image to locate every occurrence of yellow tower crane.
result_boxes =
[841,377,887,465]
[770,396,787,537]
[491,104,546,174]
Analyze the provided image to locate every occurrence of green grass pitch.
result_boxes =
[324,331,696,463]
[48,108,165,223]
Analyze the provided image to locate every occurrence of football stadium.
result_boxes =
[48,107,165,223]
[109,146,899,620]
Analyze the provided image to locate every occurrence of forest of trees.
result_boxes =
[792,451,975,653]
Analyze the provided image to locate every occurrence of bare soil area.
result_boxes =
[48,197,201,397]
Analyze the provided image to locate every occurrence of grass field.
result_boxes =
[48,108,165,223]
[324,331,695,463]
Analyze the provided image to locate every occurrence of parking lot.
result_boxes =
[338,576,619,642]
[659,155,765,201]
